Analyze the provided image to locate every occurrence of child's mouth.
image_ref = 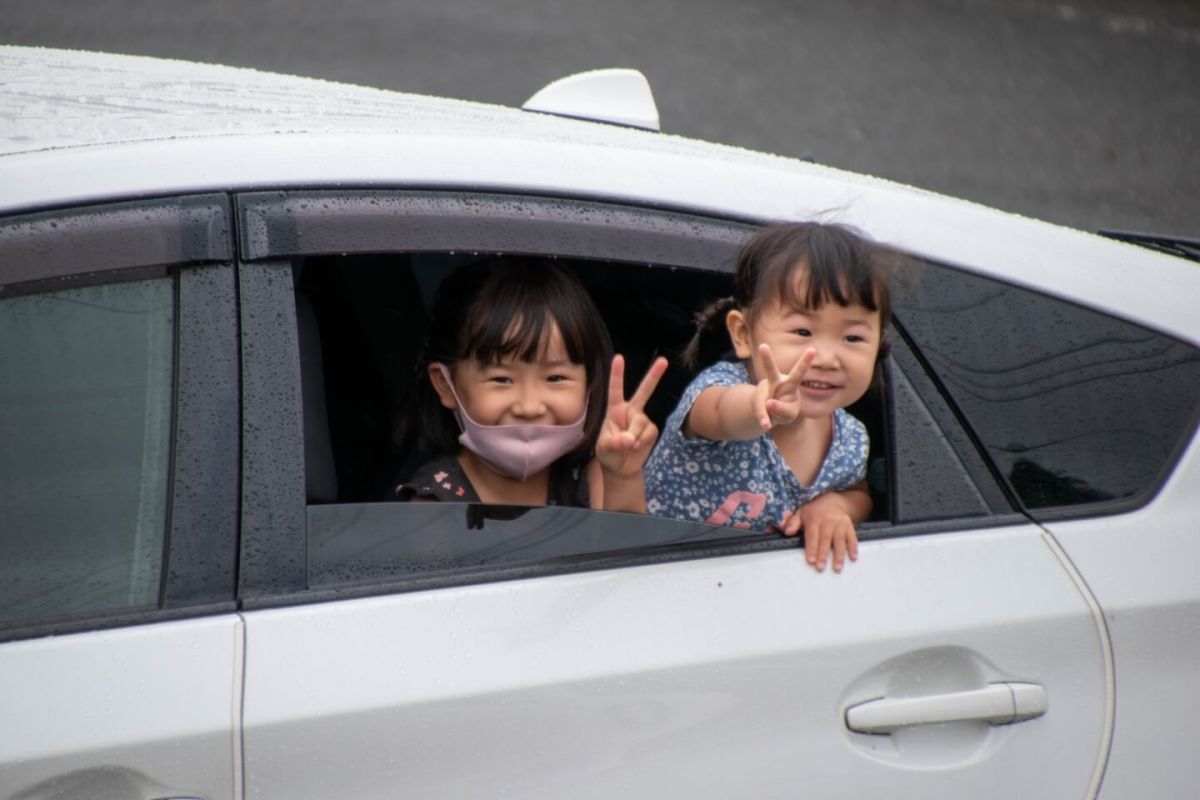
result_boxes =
[801,380,838,391]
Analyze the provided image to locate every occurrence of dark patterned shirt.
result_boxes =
[394,452,591,508]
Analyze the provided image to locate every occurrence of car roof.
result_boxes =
[0,47,676,157]
[2,45,1196,345]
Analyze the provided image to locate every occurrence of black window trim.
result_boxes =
[0,193,232,288]
[0,194,239,643]
[236,189,754,267]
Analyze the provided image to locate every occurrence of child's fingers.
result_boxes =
[847,528,859,562]
[625,413,658,450]
[608,354,627,411]
[622,413,648,449]
[782,509,802,536]
[759,343,781,381]
[813,524,833,572]
[785,348,817,383]
[816,533,831,572]
[624,412,652,443]
[832,531,847,573]
[635,420,658,451]
[754,383,772,430]
[628,356,667,414]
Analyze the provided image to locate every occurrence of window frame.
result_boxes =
[0,195,239,642]
[234,188,1023,607]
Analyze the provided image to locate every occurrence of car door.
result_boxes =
[0,197,242,800]
[235,190,1109,798]
[889,252,1200,798]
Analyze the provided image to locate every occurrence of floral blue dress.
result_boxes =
[644,361,868,531]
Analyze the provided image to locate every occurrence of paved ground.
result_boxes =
[5,0,1198,234]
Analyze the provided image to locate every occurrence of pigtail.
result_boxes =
[682,295,737,372]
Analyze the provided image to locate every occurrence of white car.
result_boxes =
[2,46,1198,800]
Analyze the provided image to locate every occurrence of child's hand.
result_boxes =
[754,344,817,430]
[595,354,668,479]
[780,492,860,573]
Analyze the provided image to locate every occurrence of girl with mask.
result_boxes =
[393,257,666,511]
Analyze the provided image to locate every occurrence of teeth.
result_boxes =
[803,381,834,389]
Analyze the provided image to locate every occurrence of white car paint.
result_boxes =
[243,524,1105,798]
[0,616,242,799]
[1046,425,1200,798]
[522,67,662,130]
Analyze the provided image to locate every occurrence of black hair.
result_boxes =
[684,222,896,371]
[402,257,613,477]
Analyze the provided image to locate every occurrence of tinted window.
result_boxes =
[309,503,747,588]
[295,251,899,591]
[894,261,1200,511]
[0,278,174,624]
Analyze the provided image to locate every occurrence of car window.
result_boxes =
[234,190,1016,599]
[893,259,1200,514]
[291,248,978,588]
[296,251,776,578]
[0,277,174,625]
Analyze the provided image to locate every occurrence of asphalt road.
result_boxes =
[5,0,1198,235]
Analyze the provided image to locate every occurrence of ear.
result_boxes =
[725,309,754,360]
[428,362,457,410]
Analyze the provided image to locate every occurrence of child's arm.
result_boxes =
[779,483,871,573]
[591,354,668,513]
[686,345,817,440]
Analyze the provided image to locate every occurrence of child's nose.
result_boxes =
[511,387,547,418]
[809,343,838,367]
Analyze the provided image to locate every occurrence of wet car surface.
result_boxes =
[2,46,1198,799]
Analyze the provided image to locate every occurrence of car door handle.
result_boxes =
[844,682,1047,734]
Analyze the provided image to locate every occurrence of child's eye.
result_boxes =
[792,328,812,337]
[547,373,572,383]
[845,334,866,344]
[487,375,513,384]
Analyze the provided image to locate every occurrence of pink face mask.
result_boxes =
[436,365,588,481]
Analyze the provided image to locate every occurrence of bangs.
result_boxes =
[753,223,886,316]
[465,308,587,366]
[458,262,592,367]
[773,253,882,313]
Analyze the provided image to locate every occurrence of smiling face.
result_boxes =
[431,322,588,428]
[727,272,882,417]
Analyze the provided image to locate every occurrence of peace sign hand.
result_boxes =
[754,343,816,430]
[595,354,668,479]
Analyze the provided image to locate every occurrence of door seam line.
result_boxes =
[1039,529,1114,800]
[232,613,246,800]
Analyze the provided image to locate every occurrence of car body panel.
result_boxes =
[0,615,241,800]
[242,525,1106,799]
[1047,431,1200,798]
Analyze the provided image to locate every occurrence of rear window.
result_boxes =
[894,260,1200,512]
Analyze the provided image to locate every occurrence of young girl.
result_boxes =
[394,256,666,512]
[644,222,893,572]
